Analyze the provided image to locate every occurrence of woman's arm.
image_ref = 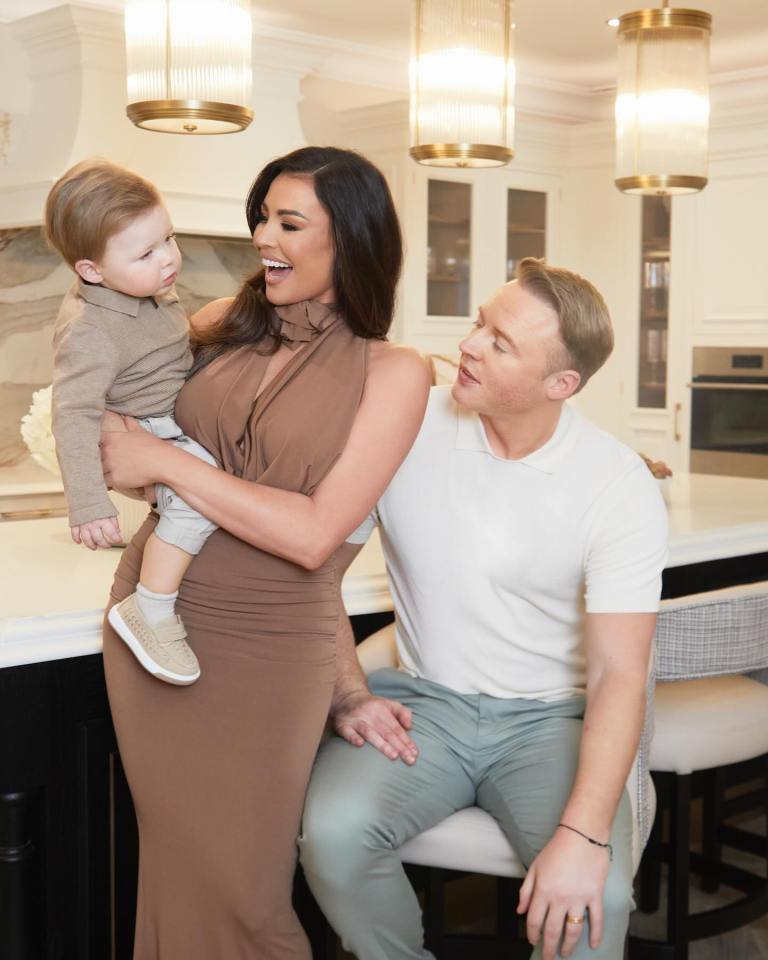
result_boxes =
[101,343,431,568]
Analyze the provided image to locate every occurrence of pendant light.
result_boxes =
[410,0,515,168]
[615,2,712,195]
[125,0,253,135]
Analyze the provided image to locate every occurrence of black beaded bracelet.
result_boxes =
[557,822,614,861]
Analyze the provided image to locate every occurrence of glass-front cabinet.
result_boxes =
[637,196,671,409]
[427,180,471,318]
[506,189,547,281]
[423,177,549,322]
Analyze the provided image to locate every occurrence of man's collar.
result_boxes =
[77,279,179,316]
[455,402,575,474]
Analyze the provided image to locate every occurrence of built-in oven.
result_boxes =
[690,347,768,479]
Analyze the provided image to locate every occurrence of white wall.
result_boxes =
[0,5,310,234]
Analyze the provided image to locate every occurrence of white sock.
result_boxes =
[136,583,178,626]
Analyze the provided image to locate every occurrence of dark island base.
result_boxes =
[2,556,766,959]
[661,552,768,598]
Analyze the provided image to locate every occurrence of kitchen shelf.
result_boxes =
[428,216,470,226]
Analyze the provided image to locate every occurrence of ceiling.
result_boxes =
[1,0,766,88]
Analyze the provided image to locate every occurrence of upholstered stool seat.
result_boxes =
[651,674,768,774]
[399,805,525,878]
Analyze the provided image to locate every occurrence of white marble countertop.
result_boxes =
[662,472,768,567]
[1,471,767,668]
[0,455,64,496]
[0,520,390,668]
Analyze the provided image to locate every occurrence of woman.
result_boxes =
[101,146,430,959]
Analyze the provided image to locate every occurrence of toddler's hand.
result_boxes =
[71,516,122,550]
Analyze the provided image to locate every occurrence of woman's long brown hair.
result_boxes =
[192,146,403,373]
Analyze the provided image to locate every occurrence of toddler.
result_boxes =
[46,158,218,686]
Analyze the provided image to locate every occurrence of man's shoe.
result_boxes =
[107,593,201,685]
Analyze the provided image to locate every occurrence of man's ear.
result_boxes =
[74,259,103,284]
[547,368,581,401]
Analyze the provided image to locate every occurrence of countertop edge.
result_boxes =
[667,523,768,568]
[0,576,397,669]
[0,609,104,669]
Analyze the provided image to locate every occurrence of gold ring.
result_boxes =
[566,915,585,925]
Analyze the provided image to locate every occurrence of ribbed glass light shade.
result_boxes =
[615,7,711,195]
[125,0,253,135]
[410,0,515,168]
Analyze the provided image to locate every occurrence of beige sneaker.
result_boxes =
[107,593,200,685]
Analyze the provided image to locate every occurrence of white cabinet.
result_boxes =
[624,108,768,473]
[399,163,559,354]
[340,98,768,471]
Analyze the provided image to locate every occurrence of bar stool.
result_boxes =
[353,623,655,958]
[630,581,768,960]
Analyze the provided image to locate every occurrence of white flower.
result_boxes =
[20,384,61,477]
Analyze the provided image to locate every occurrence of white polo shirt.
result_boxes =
[350,386,668,701]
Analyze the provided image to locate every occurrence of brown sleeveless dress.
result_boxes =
[103,301,368,959]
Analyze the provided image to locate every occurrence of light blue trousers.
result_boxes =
[300,668,634,960]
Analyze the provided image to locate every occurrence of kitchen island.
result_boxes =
[1,471,766,960]
[2,471,767,668]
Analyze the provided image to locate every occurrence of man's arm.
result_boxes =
[330,542,418,765]
[518,611,656,960]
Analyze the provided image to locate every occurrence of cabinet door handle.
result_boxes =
[673,401,682,442]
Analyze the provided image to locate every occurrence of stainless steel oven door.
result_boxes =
[690,382,768,479]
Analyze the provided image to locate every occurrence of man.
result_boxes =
[299,258,668,960]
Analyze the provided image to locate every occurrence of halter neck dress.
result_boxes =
[103,300,368,959]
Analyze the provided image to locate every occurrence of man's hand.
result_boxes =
[71,515,122,550]
[517,827,610,960]
[332,690,419,765]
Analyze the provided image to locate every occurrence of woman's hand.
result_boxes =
[332,690,419,765]
[100,418,171,490]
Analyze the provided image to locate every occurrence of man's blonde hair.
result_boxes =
[515,257,614,391]
[44,158,161,269]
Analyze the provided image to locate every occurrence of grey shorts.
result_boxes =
[137,414,218,556]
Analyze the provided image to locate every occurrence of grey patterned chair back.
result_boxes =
[655,581,768,682]
[633,662,656,848]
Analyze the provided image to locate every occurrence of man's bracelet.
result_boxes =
[557,822,614,861]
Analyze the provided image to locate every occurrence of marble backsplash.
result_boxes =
[0,227,255,466]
